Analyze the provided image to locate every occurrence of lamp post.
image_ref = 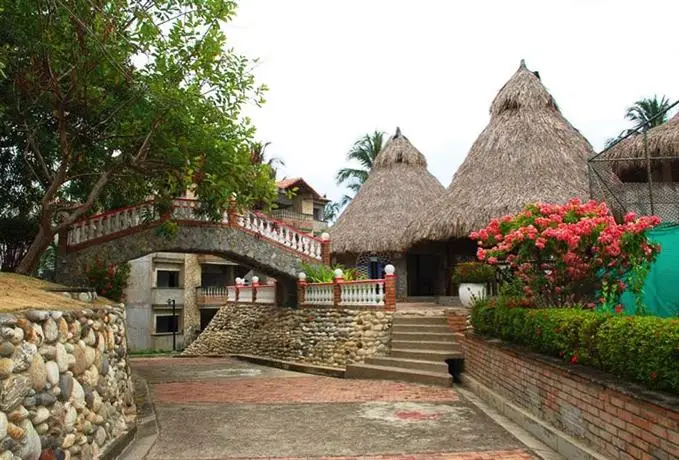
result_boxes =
[167,298,177,352]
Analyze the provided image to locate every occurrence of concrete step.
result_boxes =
[392,316,448,326]
[365,356,449,373]
[392,331,456,342]
[392,324,451,333]
[391,348,463,362]
[345,363,453,387]
[391,340,462,352]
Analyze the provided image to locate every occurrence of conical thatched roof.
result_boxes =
[330,128,445,254]
[604,112,679,172]
[404,60,592,244]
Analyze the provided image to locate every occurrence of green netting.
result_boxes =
[619,223,679,317]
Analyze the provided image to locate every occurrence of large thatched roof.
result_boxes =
[404,60,592,244]
[330,128,445,254]
[603,112,679,171]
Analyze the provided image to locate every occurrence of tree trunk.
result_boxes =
[15,224,55,276]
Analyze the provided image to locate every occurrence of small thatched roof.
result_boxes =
[603,112,679,172]
[330,128,445,254]
[404,60,593,244]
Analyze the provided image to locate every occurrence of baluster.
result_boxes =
[80,223,87,243]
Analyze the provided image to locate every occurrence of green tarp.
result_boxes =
[619,223,679,317]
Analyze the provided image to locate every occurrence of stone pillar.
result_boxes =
[183,254,201,347]
[333,268,343,308]
[384,264,396,312]
[321,232,331,265]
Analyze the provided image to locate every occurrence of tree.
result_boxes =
[1,0,277,274]
[335,130,385,207]
[323,201,341,224]
[250,141,285,179]
[604,95,672,149]
[625,95,671,131]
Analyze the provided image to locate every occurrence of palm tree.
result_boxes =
[335,130,385,207]
[251,141,285,179]
[323,201,341,224]
[604,95,672,150]
[625,95,671,132]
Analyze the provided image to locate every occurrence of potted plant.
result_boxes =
[452,262,495,307]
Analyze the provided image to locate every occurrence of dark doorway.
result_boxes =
[201,264,232,287]
[368,259,385,279]
[407,254,438,296]
[200,308,219,331]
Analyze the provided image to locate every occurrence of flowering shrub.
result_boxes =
[451,262,495,284]
[84,258,131,302]
[470,199,661,310]
[471,299,679,394]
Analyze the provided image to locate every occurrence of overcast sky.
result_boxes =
[225,0,678,204]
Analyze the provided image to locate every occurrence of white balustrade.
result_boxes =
[66,200,324,263]
[303,283,334,305]
[339,281,385,307]
[238,286,253,303]
[255,285,276,304]
[236,211,323,260]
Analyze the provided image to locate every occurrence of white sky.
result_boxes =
[225,0,679,204]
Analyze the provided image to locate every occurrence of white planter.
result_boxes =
[458,283,487,307]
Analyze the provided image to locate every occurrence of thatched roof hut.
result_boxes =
[330,128,445,254]
[404,60,593,245]
[602,112,679,179]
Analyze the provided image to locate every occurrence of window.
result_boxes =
[157,270,180,288]
[155,314,179,334]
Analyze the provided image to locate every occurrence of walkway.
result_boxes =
[123,357,543,459]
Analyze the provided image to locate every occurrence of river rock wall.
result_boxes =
[0,306,135,460]
[183,304,393,368]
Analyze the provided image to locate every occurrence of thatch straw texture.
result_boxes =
[404,60,592,244]
[330,129,445,254]
[604,112,679,170]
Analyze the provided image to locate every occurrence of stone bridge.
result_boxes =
[56,199,329,305]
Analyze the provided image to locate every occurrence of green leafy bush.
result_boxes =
[471,299,679,394]
[452,262,495,284]
[85,258,131,302]
[300,263,366,283]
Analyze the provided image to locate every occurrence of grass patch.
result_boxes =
[0,272,113,312]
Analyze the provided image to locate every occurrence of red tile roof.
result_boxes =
[276,177,329,202]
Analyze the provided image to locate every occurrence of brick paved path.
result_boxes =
[130,357,537,459]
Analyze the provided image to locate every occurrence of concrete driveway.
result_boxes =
[122,357,540,460]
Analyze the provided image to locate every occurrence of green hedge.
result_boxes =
[471,300,679,394]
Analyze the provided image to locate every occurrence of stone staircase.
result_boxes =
[345,314,463,387]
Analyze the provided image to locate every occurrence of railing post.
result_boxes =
[384,264,396,312]
[297,272,307,307]
[252,276,259,304]
[235,277,242,303]
[227,194,238,227]
[333,268,343,308]
[321,232,331,265]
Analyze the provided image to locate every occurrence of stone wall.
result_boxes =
[0,306,135,460]
[183,304,393,368]
[461,333,679,460]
